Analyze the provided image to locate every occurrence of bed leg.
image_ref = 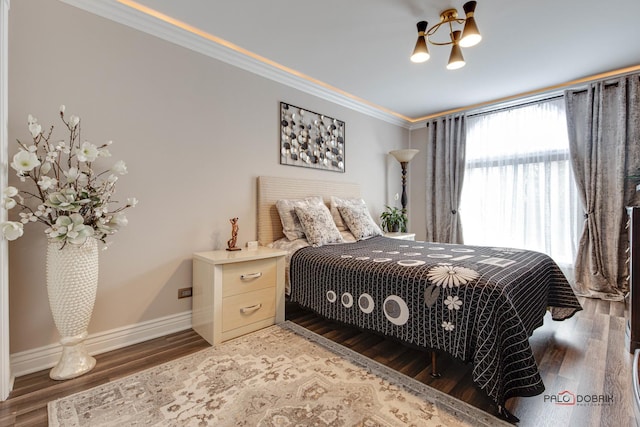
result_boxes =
[430,351,441,378]
[497,405,520,423]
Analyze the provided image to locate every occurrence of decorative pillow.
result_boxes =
[337,204,383,240]
[294,204,344,247]
[276,196,323,241]
[330,196,368,231]
[340,230,357,243]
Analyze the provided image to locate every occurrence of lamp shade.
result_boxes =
[411,36,430,63]
[460,16,481,47]
[446,32,465,70]
[411,21,430,63]
[389,149,419,163]
[460,1,481,47]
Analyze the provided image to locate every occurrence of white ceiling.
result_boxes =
[68,0,640,124]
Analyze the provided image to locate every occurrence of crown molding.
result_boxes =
[410,64,640,123]
[59,0,412,128]
[407,122,428,131]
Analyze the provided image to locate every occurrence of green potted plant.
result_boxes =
[380,205,407,233]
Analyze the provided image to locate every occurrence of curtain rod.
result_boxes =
[466,78,630,119]
[465,94,564,119]
[424,94,564,126]
[416,64,640,123]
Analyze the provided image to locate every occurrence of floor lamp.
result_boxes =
[389,149,419,221]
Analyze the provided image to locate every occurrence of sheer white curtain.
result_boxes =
[459,98,581,281]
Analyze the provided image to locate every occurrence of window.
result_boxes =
[459,98,581,279]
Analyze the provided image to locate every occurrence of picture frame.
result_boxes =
[279,102,345,173]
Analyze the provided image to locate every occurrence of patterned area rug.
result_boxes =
[48,322,509,426]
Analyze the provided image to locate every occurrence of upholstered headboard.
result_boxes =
[257,176,361,245]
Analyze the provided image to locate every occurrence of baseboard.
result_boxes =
[10,311,192,377]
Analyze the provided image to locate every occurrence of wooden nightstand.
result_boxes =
[192,247,286,345]
[384,232,416,241]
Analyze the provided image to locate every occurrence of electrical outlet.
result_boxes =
[178,287,192,299]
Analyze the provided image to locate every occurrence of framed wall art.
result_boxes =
[279,102,345,173]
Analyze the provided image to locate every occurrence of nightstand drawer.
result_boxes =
[222,258,276,297]
[222,287,276,332]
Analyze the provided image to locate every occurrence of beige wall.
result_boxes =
[7,0,409,353]
[408,126,428,242]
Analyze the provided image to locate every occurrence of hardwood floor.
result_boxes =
[288,297,638,427]
[0,330,211,426]
[0,296,636,426]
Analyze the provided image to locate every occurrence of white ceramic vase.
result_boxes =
[46,238,99,380]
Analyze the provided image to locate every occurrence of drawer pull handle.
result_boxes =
[240,303,262,314]
[241,272,262,280]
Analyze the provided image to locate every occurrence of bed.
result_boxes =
[257,175,582,420]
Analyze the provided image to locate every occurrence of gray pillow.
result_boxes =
[294,203,344,247]
[276,196,323,241]
[337,204,382,240]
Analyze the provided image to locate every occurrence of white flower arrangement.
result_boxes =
[1,105,137,247]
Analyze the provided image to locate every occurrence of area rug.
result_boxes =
[48,321,509,426]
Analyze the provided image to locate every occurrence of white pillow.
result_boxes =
[330,196,368,231]
[294,203,344,247]
[276,196,323,241]
[337,204,383,240]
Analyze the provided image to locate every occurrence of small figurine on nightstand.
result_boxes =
[226,217,241,251]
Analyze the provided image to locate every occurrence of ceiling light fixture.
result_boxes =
[410,1,481,70]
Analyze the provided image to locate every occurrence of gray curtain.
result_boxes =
[425,114,466,243]
[564,74,640,299]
